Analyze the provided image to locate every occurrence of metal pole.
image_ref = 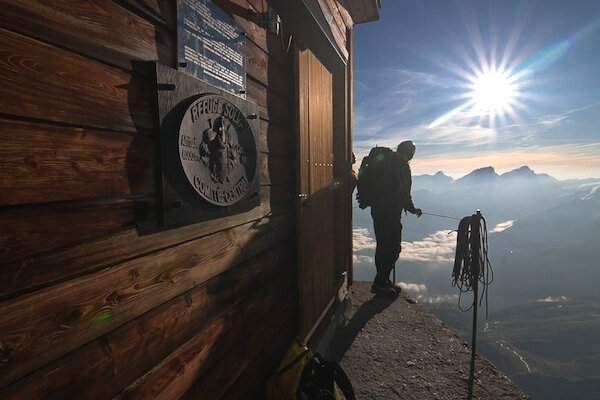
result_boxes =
[467,211,482,400]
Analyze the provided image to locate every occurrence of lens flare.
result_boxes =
[512,38,573,81]
[329,177,342,190]
[428,37,575,129]
[94,312,112,324]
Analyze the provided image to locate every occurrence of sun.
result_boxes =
[428,66,521,129]
[468,69,517,117]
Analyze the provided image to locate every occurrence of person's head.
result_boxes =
[397,140,416,161]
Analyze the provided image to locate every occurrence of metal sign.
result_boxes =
[154,63,259,228]
[178,95,257,206]
[177,0,246,97]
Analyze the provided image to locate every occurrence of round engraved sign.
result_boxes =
[178,95,257,206]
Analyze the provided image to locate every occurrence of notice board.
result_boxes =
[177,0,246,97]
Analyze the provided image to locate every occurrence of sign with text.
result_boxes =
[155,63,259,228]
[177,0,246,97]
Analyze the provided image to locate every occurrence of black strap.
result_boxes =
[314,354,356,400]
[276,348,310,379]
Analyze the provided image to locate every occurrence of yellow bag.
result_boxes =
[265,339,355,400]
[265,340,312,400]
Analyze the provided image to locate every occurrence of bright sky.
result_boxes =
[352,0,600,180]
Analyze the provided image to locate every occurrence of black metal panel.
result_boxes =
[177,0,246,97]
[154,62,260,228]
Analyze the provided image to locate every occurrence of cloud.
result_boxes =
[353,229,456,265]
[401,230,457,263]
[353,228,376,251]
[536,113,569,127]
[353,67,459,148]
[353,254,374,265]
[398,282,428,293]
[353,122,499,158]
[490,220,515,233]
[418,294,460,304]
[534,105,596,128]
[419,122,498,146]
[537,296,568,302]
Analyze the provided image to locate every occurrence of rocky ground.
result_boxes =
[327,282,531,399]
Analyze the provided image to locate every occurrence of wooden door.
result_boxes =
[296,48,335,341]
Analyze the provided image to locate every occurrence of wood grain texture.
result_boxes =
[0,118,294,207]
[0,212,294,387]
[332,65,351,275]
[323,0,352,33]
[118,0,176,29]
[0,0,174,72]
[0,184,292,299]
[318,0,349,60]
[182,301,295,399]
[246,39,293,99]
[219,318,297,400]
[118,264,295,399]
[260,153,295,185]
[0,199,140,269]
[0,119,155,206]
[0,244,296,399]
[259,118,294,156]
[296,48,336,340]
[0,28,154,132]
[247,77,293,125]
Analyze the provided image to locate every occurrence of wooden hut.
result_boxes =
[0,0,380,398]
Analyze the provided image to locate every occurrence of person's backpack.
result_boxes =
[356,146,399,209]
[265,340,355,400]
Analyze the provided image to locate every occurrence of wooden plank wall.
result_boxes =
[0,0,298,398]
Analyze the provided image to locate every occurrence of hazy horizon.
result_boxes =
[352,172,600,310]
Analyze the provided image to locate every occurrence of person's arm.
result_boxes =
[399,165,422,216]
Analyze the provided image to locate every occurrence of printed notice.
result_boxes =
[177,0,246,97]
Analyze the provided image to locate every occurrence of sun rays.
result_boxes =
[427,10,576,131]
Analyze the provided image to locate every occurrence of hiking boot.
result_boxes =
[370,282,399,297]
[384,280,402,294]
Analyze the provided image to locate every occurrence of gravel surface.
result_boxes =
[328,282,531,399]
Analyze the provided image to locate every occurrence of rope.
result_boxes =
[451,212,494,315]
[421,211,462,221]
[352,207,464,223]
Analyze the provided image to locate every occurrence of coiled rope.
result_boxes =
[451,211,494,316]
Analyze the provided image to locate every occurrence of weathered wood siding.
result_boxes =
[0,0,298,398]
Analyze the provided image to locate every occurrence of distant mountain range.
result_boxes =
[413,165,561,193]
[407,166,600,307]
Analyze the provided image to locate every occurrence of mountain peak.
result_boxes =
[501,166,536,179]
[472,166,497,175]
[457,166,499,183]
[434,171,450,178]
[412,171,453,193]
